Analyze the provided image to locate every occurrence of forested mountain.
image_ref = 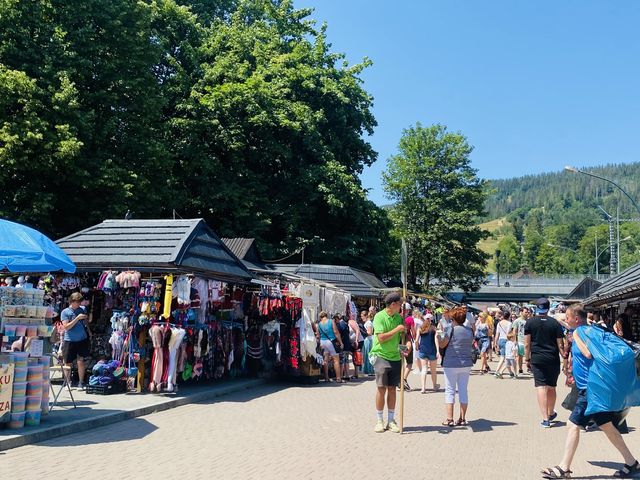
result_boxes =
[485,163,640,221]
[481,163,640,275]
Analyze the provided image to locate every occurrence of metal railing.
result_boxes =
[486,274,611,287]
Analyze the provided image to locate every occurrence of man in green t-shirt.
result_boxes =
[370,292,405,433]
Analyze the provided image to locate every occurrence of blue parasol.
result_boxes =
[0,219,76,273]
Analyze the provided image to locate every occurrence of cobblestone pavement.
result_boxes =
[3,364,640,480]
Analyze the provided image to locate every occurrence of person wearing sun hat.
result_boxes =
[525,297,566,428]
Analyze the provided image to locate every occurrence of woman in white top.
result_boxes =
[493,310,512,378]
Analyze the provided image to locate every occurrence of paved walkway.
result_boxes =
[0,378,264,450]
[3,363,640,479]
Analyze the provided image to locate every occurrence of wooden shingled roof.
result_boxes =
[57,219,253,283]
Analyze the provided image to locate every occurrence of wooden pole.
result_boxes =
[399,330,406,433]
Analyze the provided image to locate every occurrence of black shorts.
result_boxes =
[569,389,615,428]
[530,361,560,387]
[373,357,401,388]
[62,338,90,364]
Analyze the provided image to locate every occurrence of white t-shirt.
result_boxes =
[364,320,373,334]
[414,318,424,334]
[495,320,511,341]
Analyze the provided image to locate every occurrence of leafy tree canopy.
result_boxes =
[383,123,489,292]
[0,0,394,276]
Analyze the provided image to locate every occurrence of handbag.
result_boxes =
[562,384,579,411]
[353,350,363,366]
[471,339,480,365]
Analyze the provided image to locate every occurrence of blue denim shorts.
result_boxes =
[418,352,436,361]
[498,338,507,356]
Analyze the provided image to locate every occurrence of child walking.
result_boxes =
[415,313,439,393]
[496,330,518,379]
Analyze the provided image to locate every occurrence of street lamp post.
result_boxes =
[566,166,639,275]
[546,243,578,253]
[565,166,640,217]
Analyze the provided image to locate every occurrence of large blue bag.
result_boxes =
[581,325,640,415]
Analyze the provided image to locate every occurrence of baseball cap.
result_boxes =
[535,297,550,312]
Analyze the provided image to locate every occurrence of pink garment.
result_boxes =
[149,325,164,392]
[404,316,415,342]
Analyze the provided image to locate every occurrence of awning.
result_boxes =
[1,219,76,273]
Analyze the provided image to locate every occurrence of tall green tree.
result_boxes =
[0,0,394,275]
[496,234,521,274]
[383,123,489,291]
[171,0,390,273]
[0,0,176,236]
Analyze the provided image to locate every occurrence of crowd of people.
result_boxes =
[313,293,640,479]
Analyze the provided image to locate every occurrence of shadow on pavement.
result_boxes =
[468,418,517,432]
[194,382,293,405]
[39,417,158,447]
[568,460,626,479]
[401,425,455,435]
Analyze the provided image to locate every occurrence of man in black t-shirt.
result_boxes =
[524,297,566,428]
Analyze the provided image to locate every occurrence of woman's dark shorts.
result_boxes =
[530,361,560,387]
[569,389,615,428]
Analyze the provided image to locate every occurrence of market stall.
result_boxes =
[55,219,340,391]
[0,218,77,429]
[583,263,640,340]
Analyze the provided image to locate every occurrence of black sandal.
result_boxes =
[614,460,640,478]
[441,419,454,427]
[541,466,572,478]
[456,418,468,426]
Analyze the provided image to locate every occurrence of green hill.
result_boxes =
[484,162,640,221]
[480,162,640,275]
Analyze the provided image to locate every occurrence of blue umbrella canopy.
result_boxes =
[0,219,76,273]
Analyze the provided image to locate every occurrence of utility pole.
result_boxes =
[609,217,616,275]
[595,236,598,277]
[598,206,617,275]
[617,206,621,274]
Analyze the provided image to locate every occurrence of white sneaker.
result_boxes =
[374,420,385,433]
[386,420,400,433]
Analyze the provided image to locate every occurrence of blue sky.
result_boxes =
[295,1,640,205]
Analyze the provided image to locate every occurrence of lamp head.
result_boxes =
[564,166,578,173]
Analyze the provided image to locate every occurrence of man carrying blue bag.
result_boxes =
[541,321,640,479]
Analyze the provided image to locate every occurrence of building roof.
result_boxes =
[565,277,602,301]
[269,264,386,298]
[57,219,253,283]
[584,263,640,307]
[221,238,268,271]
